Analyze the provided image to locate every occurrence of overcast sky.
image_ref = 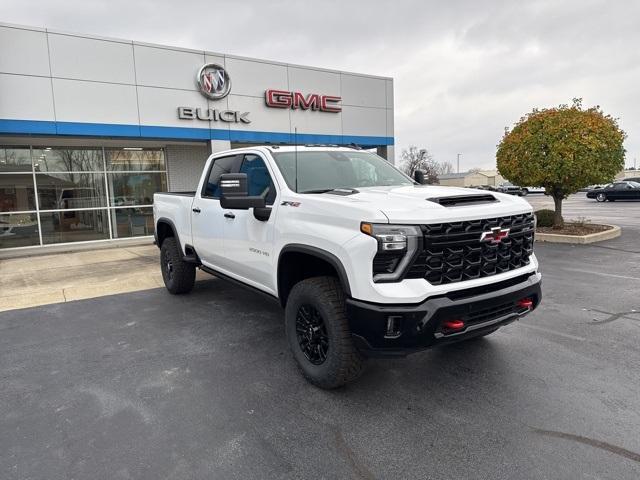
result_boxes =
[4,0,640,170]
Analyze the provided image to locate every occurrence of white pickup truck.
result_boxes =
[154,146,541,388]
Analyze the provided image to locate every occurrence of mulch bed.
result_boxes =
[536,223,613,236]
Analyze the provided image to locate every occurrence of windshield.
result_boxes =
[271,150,413,192]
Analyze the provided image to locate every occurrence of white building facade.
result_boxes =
[0,22,394,251]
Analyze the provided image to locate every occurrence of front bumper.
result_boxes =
[346,272,541,357]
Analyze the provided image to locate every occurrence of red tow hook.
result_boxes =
[517,298,534,310]
[442,319,465,334]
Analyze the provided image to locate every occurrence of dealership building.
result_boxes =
[0,22,394,252]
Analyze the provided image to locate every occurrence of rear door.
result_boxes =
[191,154,241,270]
[222,152,279,292]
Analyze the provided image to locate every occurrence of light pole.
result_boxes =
[457,153,461,174]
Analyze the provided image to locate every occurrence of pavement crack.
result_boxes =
[334,427,376,480]
[531,428,640,464]
[583,244,640,255]
[585,309,640,325]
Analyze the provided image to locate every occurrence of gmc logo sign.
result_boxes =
[265,89,341,113]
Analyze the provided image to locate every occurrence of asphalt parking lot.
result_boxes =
[525,191,640,228]
[2,206,640,479]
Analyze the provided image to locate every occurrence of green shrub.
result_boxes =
[535,209,560,228]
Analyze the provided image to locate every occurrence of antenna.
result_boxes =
[294,127,298,193]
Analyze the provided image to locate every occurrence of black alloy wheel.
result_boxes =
[295,304,329,365]
[284,276,365,388]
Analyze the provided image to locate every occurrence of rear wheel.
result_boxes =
[160,237,196,294]
[285,276,365,389]
[596,193,606,202]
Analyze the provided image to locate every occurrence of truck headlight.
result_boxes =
[361,223,422,282]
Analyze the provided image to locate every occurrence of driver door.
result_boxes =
[222,153,279,293]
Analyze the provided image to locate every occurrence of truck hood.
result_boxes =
[320,185,532,223]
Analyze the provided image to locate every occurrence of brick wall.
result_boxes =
[165,144,210,192]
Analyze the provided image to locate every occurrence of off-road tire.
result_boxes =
[285,276,365,389]
[160,237,196,294]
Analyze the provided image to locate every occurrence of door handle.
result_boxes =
[192,207,201,213]
[224,212,235,219]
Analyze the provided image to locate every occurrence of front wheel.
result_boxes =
[160,237,196,294]
[285,276,365,389]
[596,193,606,202]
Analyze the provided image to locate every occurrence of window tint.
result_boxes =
[613,183,629,190]
[239,154,276,205]
[203,155,237,198]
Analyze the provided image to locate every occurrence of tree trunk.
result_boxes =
[552,194,564,229]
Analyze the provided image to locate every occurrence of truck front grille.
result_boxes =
[406,213,535,285]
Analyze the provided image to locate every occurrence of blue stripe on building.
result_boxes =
[0,119,394,146]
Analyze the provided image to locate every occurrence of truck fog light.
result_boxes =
[384,315,403,339]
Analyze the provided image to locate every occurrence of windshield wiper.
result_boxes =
[299,188,359,195]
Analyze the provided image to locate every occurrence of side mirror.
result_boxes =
[219,173,266,210]
[414,170,426,184]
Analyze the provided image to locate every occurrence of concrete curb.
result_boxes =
[535,224,621,244]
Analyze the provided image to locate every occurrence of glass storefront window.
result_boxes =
[0,174,36,212]
[108,172,166,206]
[0,145,167,249]
[0,212,39,248]
[106,148,165,171]
[0,147,32,172]
[111,207,154,238]
[40,209,110,244]
[32,148,103,172]
[36,172,107,210]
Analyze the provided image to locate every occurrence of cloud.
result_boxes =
[3,0,639,169]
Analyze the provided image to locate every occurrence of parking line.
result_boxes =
[559,267,640,282]
[520,323,586,341]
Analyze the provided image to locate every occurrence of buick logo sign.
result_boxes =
[197,63,231,100]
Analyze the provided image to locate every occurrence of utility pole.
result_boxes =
[457,153,461,173]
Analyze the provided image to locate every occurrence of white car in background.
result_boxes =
[522,186,545,194]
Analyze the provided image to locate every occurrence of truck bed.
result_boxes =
[153,192,196,250]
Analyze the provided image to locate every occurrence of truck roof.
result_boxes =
[213,145,371,156]
[264,145,369,153]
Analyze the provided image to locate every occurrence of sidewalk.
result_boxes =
[0,245,206,312]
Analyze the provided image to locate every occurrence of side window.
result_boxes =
[239,154,276,205]
[202,155,237,198]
